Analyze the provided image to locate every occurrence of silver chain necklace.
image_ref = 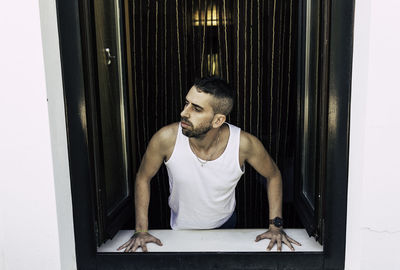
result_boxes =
[189,131,220,167]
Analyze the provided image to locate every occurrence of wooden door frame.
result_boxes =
[55,0,354,268]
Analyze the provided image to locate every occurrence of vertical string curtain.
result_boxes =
[129,0,298,228]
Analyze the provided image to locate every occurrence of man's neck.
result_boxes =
[189,127,221,151]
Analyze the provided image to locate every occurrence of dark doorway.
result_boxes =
[124,0,302,233]
[83,0,330,246]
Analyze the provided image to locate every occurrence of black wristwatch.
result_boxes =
[269,217,284,228]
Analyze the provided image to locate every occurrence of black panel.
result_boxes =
[323,0,355,268]
[55,0,98,268]
[79,0,135,245]
[294,0,330,244]
[97,252,324,270]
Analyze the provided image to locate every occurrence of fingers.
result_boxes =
[286,235,302,246]
[149,237,163,246]
[266,239,275,251]
[267,237,294,252]
[124,241,138,252]
[256,230,300,252]
[117,240,132,251]
[118,234,163,252]
[255,232,270,242]
[282,236,294,251]
[255,234,263,242]
[277,237,282,252]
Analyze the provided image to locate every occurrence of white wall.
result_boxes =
[0,1,75,270]
[1,0,400,269]
[346,0,400,269]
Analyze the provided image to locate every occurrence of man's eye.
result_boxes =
[194,107,201,112]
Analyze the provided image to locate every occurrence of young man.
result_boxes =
[118,77,301,252]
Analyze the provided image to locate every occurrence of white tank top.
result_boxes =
[164,122,244,230]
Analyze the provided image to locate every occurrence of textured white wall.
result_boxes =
[1,0,400,269]
[0,1,75,270]
[38,0,77,269]
[0,1,61,269]
[346,0,400,269]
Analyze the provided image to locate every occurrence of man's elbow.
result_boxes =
[135,172,151,186]
[267,168,282,183]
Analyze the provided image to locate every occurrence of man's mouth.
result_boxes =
[181,120,191,128]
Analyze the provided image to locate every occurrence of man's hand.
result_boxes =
[117,232,163,252]
[255,227,301,251]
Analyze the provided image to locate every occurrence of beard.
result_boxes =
[181,117,213,138]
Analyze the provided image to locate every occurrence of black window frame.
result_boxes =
[55,0,354,268]
[78,0,135,246]
[294,0,331,244]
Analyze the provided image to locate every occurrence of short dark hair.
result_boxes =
[193,76,234,116]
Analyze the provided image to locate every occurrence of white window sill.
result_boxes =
[97,229,323,252]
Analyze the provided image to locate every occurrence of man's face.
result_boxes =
[180,86,216,138]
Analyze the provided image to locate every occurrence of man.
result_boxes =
[118,76,301,252]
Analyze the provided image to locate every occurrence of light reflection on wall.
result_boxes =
[206,53,220,76]
[192,1,231,76]
[192,2,231,26]
[79,99,88,143]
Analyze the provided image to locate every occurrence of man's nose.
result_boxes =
[180,106,189,118]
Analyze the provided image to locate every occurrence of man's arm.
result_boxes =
[118,124,177,252]
[240,131,301,251]
[240,132,282,222]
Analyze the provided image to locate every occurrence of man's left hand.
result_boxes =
[255,227,301,251]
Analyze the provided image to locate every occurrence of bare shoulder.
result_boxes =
[148,123,179,157]
[239,130,268,162]
[138,123,179,177]
[151,122,179,150]
[239,130,258,153]
[239,130,278,177]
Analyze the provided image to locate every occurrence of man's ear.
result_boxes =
[212,114,226,128]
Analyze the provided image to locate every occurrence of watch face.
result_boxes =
[274,217,283,227]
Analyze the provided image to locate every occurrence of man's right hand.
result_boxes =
[117,232,163,252]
